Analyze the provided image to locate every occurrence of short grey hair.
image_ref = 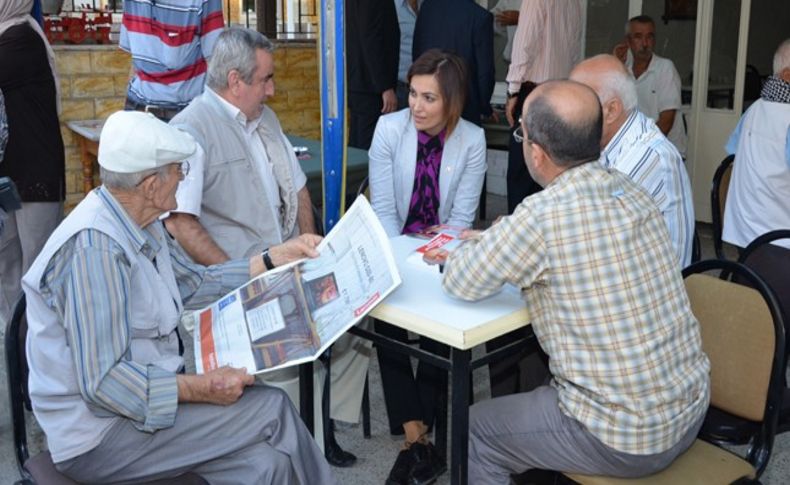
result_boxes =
[773,38,790,75]
[100,165,169,190]
[206,27,275,91]
[595,67,639,113]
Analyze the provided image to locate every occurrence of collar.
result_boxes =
[602,110,641,166]
[96,186,161,261]
[205,87,263,133]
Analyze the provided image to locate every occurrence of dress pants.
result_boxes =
[0,201,62,324]
[375,319,449,435]
[56,386,337,485]
[349,91,384,150]
[468,386,703,485]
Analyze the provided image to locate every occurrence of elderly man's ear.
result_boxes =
[781,67,790,83]
[602,97,624,127]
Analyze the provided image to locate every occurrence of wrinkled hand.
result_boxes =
[613,42,628,63]
[199,367,254,405]
[381,89,397,114]
[270,233,322,267]
[423,247,450,266]
[505,96,518,127]
[495,10,519,26]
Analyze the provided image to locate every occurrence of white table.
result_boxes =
[348,235,532,485]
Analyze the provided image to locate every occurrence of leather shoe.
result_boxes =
[407,442,446,485]
[325,439,357,467]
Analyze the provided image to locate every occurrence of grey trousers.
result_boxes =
[468,386,703,485]
[55,386,337,485]
[0,201,62,323]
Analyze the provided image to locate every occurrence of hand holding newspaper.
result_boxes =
[194,196,401,375]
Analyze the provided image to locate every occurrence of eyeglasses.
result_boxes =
[513,118,539,148]
[177,160,190,177]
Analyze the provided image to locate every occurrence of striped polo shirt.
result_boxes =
[120,0,224,107]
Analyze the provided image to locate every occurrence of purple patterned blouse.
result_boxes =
[402,129,447,235]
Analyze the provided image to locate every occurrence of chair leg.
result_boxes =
[362,372,371,438]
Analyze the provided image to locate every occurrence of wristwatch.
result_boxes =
[261,248,275,271]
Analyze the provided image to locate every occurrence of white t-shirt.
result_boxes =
[175,88,307,241]
[626,53,688,157]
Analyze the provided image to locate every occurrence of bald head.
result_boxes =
[522,80,602,167]
[571,55,638,112]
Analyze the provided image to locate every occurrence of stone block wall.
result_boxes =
[53,42,320,211]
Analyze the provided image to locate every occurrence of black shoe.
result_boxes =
[407,442,446,485]
[386,446,423,485]
[325,438,357,467]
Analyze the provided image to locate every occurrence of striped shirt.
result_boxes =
[443,162,710,455]
[506,0,583,92]
[38,186,249,431]
[120,0,224,107]
[603,110,695,268]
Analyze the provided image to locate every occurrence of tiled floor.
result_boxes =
[0,194,787,484]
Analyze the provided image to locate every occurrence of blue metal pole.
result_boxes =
[319,0,346,232]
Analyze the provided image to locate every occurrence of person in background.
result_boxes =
[369,49,486,485]
[0,0,64,325]
[413,0,495,127]
[490,0,521,64]
[614,15,687,157]
[120,0,224,121]
[435,80,709,484]
[570,55,694,268]
[23,110,334,484]
[393,0,422,109]
[722,38,790,251]
[346,0,400,150]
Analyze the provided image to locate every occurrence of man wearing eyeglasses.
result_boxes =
[430,81,709,482]
[22,111,335,483]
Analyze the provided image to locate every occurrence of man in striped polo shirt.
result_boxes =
[120,0,224,121]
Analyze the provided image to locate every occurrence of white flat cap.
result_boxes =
[98,111,196,173]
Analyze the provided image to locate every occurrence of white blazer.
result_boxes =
[369,108,488,237]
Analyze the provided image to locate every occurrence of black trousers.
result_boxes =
[505,81,542,214]
[348,92,383,150]
[375,319,449,435]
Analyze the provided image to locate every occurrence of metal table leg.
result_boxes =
[450,348,471,485]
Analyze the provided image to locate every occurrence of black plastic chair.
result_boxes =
[702,230,790,446]
[5,295,207,484]
[565,259,784,483]
[710,154,735,260]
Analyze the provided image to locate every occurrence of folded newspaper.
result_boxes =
[194,196,401,375]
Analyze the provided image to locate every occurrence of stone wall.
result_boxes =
[54,42,320,211]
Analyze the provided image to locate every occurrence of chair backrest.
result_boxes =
[738,230,790,371]
[710,154,735,259]
[5,294,32,481]
[682,260,785,468]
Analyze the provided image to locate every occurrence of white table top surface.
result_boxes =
[369,235,530,350]
[66,119,103,142]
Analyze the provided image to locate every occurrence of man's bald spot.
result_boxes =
[524,80,601,129]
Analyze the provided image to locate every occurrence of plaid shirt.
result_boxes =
[443,161,710,455]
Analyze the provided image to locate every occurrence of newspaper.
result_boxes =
[194,196,401,375]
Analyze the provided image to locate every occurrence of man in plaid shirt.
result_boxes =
[439,81,710,483]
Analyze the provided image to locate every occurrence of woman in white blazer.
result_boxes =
[369,50,487,485]
[369,56,487,238]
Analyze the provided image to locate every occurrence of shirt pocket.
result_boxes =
[130,318,161,340]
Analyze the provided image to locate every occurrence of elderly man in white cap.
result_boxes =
[21,111,337,484]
